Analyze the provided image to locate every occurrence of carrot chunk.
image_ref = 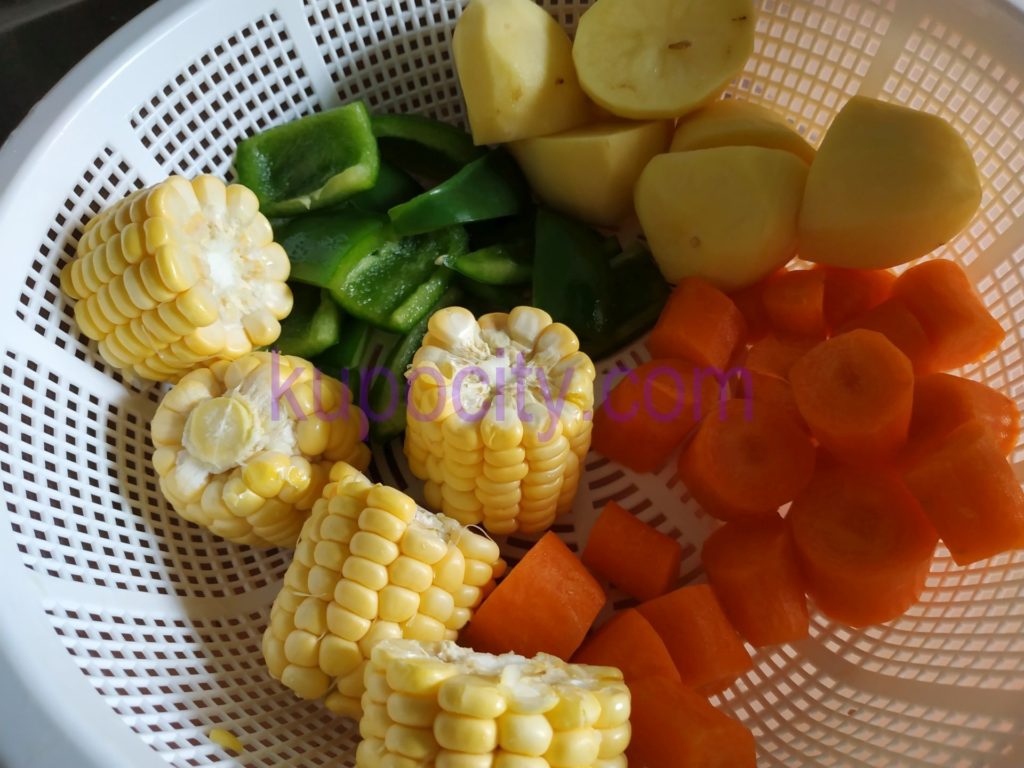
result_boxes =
[460,532,605,660]
[592,360,727,473]
[745,334,817,380]
[729,275,775,343]
[736,369,803,426]
[904,421,1024,566]
[637,584,753,695]
[573,609,680,683]
[763,269,828,338]
[582,501,683,601]
[894,259,1005,370]
[841,298,934,373]
[678,399,816,521]
[628,676,757,768]
[909,373,1020,456]
[821,266,895,330]
[647,277,747,369]
[702,517,810,646]
[789,466,938,627]
[790,329,914,466]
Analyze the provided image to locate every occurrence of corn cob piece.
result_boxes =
[357,638,631,768]
[404,306,595,536]
[60,175,292,381]
[152,352,369,547]
[263,463,506,718]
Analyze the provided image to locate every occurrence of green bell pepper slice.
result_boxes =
[274,284,342,358]
[344,160,421,213]
[388,150,530,236]
[312,317,372,395]
[278,211,390,289]
[440,241,532,286]
[372,113,484,180]
[235,102,380,217]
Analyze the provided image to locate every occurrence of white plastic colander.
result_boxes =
[1,0,1023,765]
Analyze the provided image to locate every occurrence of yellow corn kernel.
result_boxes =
[439,676,508,720]
[435,713,498,754]
[497,713,554,757]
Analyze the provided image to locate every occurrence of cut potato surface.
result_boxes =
[453,0,591,145]
[573,0,756,119]
[509,120,673,226]
[635,147,808,290]
[671,99,816,165]
[799,96,982,269]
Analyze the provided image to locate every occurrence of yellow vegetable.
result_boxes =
[671,99,816,165]
[799,96,982,269]
[151,352,369,547]
[60,175,292,382]
[404,306,595,536]
[209,728,243,754]
[262,463,505,719]
[357,638,631,767]
[573,0,755,119]
[452,0,590,145]
[635,147,808,290]
[509,120,673,227]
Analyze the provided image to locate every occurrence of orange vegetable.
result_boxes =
[460,532,605,660]
[789,466,938,627]
[909,373,1020,456]
[592,360,726,473]
[894,259,1005,370]
[628,676,757,768]
[637,584,753,695]
[745,334,817,380]
[729,275,775,342]
[573,609,681,683]
[702,517,810,647]
[736,369,803,426]
[763,269,828,338]
[821,266,895,330]
[841,298,934,373]
[647,277,747,370]
[582,501,683,601]
[790,329,914,466]
[904,421,1024,566]
[678,398,816,521]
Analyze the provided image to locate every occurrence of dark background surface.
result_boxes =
[0,0,156,142]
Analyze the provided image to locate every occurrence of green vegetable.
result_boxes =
[235,102,379,217]
[345,161,422,213]
[278,210,390,289]
[274,284,342,358]
[388,150,530,236]
[372,113,484,180]
[312,317,372,395]
[459,279,531,314]
[440,241,532,285]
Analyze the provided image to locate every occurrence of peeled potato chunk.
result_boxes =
[635,147,808,290]
[799,96,982,269]
[510,120,673,226]
[671,99,816,165]
[573,0,755,120]
[453,0,591,145]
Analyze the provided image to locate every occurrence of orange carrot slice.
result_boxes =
[647,277,747,370]
[729,275,776,343]
[904,421,1024,566]
[592,360,727,473]
[678,399,816,521]
[745,334,817,380]
[909,373,1020,456]
[736,369,803,427]
[790,329,914,466]
[702,517,810,647]
[573,609,681,683]
[894,259,1005,370]
[582,501,683,601]
[821,266,895,330]
[637,584,753,695]
[628,676,757,768]
[763,269,828,338]
[460,532,605,660]
[841,298,934,374]
[789,466,938,627]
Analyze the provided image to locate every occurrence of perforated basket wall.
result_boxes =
[0,0,1023,766]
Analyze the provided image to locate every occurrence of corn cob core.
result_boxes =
[60,175,292,382]
[357,639,631,768]
[404,307,595,536]
[152,352,370,547]
[263,463,506,719]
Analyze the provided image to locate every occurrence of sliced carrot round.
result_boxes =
[647,277,747,370]
[763,269,828,338]
[820,266,895,330]
[909,372,1020,457]
[745,334,817,380]
[840,298,934,374]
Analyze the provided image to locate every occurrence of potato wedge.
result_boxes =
[635,147,808,290]
[671,99,816,165]
[453,0,591,145]
[510,120,673,226]
[573,0,755,119]
[799,96,982,269]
